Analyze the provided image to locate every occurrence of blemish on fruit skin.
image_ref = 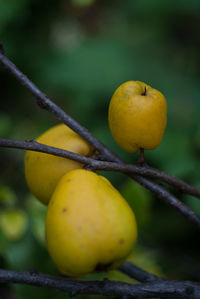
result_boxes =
[77,226,82,232]
[62,207,67,213]
[50,199,55,206]
[67,179,71,182]
[119,238,125,245]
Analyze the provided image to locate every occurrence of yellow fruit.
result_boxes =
[46,169,137,277]
[24,124,95,205]
[108,81,167,153]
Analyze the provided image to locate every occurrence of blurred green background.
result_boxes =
[0,0,200,298]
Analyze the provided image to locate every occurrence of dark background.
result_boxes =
[0,1,200,298]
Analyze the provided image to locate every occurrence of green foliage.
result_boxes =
[121,179,153,229]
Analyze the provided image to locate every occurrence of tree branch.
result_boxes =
[0,138,90,165]
[119,262,160,282]
[1,137,200,228]
[1,138,200,199]
[97,163,200,199]
[0,268,199,299]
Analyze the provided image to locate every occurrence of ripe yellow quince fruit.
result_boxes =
[108,81,167,153]
[46,169,137,277]
[24,124,95,205]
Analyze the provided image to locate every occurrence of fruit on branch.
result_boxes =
[108,81,167,153]
[46,169,137,277]
[24,124,95,205]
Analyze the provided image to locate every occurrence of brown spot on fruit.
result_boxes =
[50,199,55,206]
[62,207,67,213]
[119,238,125,244]
[67,179,71,182]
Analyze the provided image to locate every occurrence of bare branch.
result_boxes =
[0,138,90,165]
[1,138,200,198]
[0,268,199,299]
[1,137,200,228]
[119,262,160,282]
[97,164,200,199]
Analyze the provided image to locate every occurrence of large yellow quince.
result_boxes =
[46,169,137,277]
[108,81,167,153]
[24,124,95,205]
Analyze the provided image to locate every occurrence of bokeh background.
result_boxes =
[0,0,200,298]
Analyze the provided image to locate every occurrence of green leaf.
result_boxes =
[185,197,200,215]
[0,0,28,33]
[127,245,163,278]
[154,129,196,177]
[0,209,28,240]
[0,113,12,137]
[0,185,17,208]
[72,0,95,6]
[26,194,47,246]
[121,179,153,228]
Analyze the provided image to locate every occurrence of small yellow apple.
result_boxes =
[108,81,167,153]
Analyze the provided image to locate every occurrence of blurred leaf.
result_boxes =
[127,245,164,278]
[0,0,28,33]
[26,194,47,246]
[0,113,12,137]
[0,229,9,254]
[154,129,196,177]
[41,39,134,95]
[121,179,153,228]
[5,233,38,270]
[0,209,28,240]
[0,185,17,208]
[72,0,95,6]
[185,197,200,215]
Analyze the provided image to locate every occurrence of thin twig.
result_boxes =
[0,139,200,228]
[0,139,90,165]
[1,138,200,199]
[0,268,199,299]
[1,138,200,228]
[119,262,161,282]
[137,148,147,167]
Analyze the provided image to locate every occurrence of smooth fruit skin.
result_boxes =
[46,169,137,277]
[24,124,94,205]
[108,81,167,153]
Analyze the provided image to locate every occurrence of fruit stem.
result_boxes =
[141,86,147,96]
[137,148,147,167]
